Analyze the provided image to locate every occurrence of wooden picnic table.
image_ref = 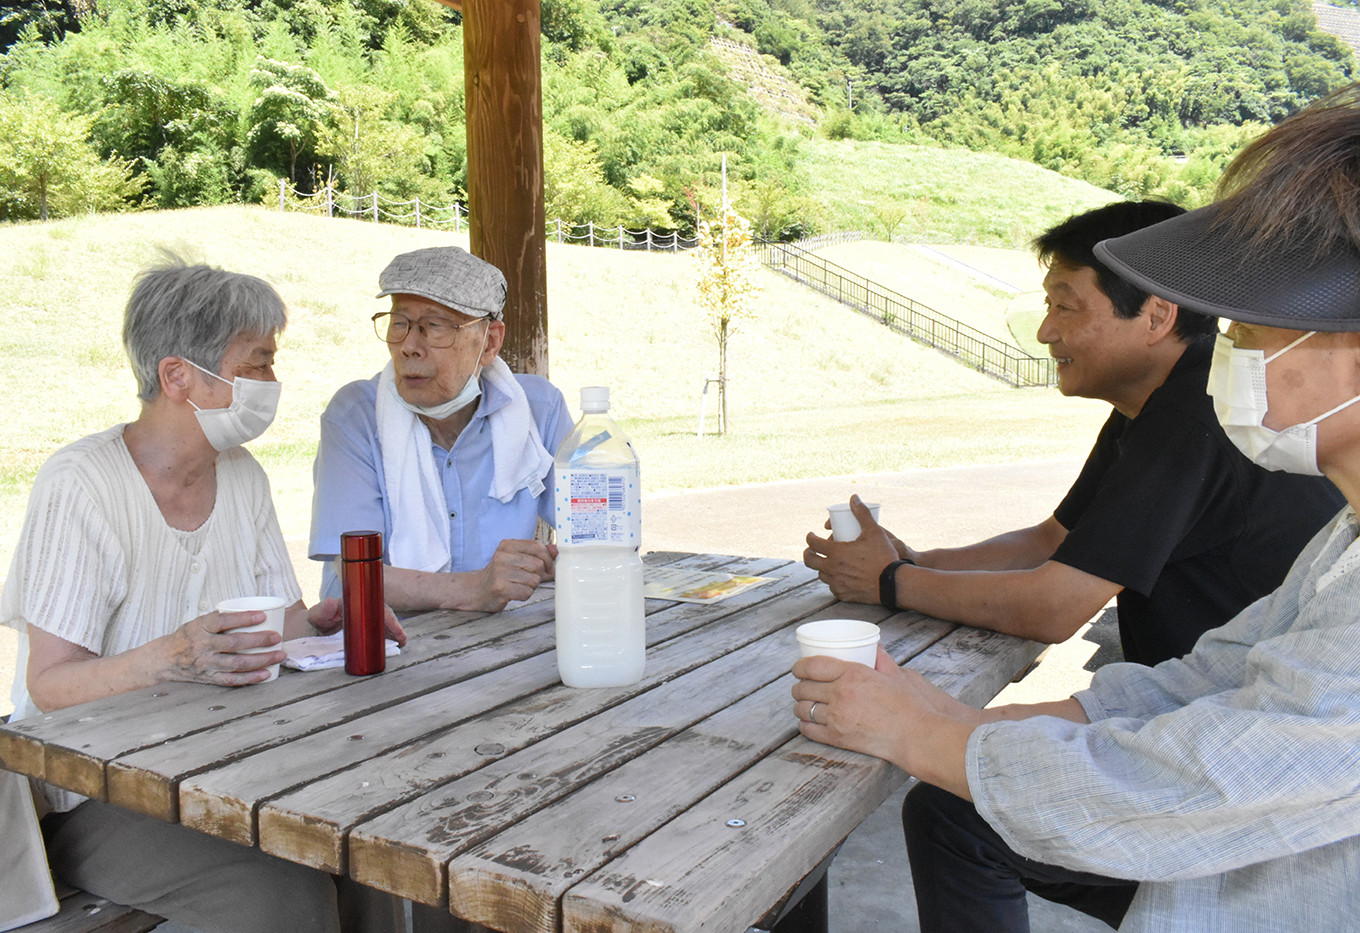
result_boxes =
[0,551,1042,933]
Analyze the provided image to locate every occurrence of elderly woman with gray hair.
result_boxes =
[1,256,401,931]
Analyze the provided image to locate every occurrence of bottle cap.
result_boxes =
[341,530,383,560]
[580,386,610,413]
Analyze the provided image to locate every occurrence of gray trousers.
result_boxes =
[42,799,342,933]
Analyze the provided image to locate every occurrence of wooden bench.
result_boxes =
[13,882,163,933]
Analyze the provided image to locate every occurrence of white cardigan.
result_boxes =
[0,423,301,905]
[4,425,300,731]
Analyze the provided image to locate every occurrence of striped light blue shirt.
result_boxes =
[969,507,1360,932]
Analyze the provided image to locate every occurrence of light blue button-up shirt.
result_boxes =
[969,507,1360,931]
[309,370,570,601]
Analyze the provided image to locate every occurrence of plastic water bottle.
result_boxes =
[553,386,645,687]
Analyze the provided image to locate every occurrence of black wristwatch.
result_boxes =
[879,559,914,609]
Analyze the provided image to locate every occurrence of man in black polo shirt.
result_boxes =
[803,200,1344,666]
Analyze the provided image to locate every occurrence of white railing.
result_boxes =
[277,180,698,251]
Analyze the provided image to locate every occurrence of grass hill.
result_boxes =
[0,203,1110,579]
[803,138,1118,245]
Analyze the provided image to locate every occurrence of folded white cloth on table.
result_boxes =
[0,770,58,930]
[282,633,401,671]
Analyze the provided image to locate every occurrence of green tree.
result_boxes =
[247,57,334,187]
[0,0,89,50]
[544,128,628,226]
[0,91,141,220]
[92,70,241,207]
[622,173,677,229]
[316,83,433,204]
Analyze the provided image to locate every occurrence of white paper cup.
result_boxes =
[217,596,287,682]
[827,502,880,541]
[795,618,881,667]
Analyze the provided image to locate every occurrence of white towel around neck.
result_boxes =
[481,357,555,503]
[376,359,553,574]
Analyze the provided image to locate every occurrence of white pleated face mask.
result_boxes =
[186,359,282,451]
[1207,331,1360,475]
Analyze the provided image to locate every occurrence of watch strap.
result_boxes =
[879,559,913,609]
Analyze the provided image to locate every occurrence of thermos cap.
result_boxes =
[341,530,383,561]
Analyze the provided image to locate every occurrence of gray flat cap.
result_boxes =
[376,246,507,319]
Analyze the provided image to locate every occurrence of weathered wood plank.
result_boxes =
[0,552,698,798]
[113,601,563,823]
[0,724,48,785]
[348,626,810,904]
[235,562,817,872]
[21,884,164,933]
[909,624,1045,710]
[346,604,941,909]
[565,737,900,933]
[181,650,563,849]
[444,611,954,932]
[0,608,484,799]
[559,624,1041,933]
[95,554,718,821]
[260,577,837,889]
[445,677,799,933]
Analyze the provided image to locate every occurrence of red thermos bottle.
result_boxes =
[341,530,385,675]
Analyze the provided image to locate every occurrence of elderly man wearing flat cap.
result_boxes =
[309,246,569,612]
[793,84,1360,933]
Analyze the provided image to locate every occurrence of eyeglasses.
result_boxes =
[372,311,487,349]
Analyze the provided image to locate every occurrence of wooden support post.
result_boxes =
[464,0,548,377]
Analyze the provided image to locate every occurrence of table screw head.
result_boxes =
[615,794,636,803]
[726,819,746,828]
[273,719,289,725]
[602,833,620,843]
[474,743,504,756]
[208,705,225,712]
[348,734,364,741]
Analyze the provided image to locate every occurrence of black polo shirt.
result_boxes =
[1051,337,1345,666]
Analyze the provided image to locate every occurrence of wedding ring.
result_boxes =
[808,702,820,725]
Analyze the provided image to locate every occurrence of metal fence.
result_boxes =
[758,239,1057,388]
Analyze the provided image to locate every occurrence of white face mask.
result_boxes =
[1207,331,1360,475]
[398,370,482,421]
[186,360,282,451]
[394,322,489,421]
